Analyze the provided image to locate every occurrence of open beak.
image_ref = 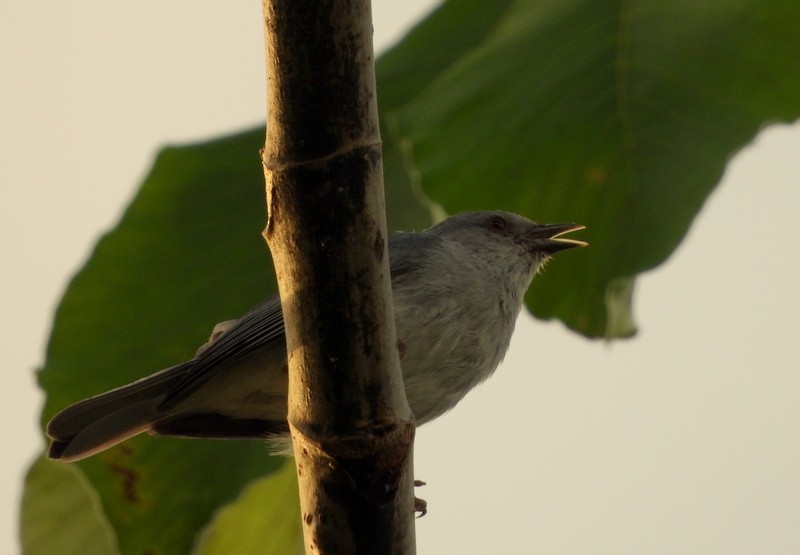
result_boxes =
[525,223,588,254]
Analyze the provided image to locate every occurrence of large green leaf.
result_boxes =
[378,0,800,336]
[32,130,291,554]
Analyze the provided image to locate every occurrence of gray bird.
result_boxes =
[47,210,586,462]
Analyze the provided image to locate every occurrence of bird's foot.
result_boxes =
[414,479,427,517]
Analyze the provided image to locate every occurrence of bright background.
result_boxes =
[3,1,799,553]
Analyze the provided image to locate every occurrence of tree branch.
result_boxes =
[261,0,416,552]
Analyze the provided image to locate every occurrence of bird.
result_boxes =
[47,210,586,462]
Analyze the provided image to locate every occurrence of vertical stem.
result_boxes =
[261,1,416,553]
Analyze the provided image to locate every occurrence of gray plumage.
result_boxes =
[47,210,585,461]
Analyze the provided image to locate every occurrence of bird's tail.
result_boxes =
[46,362,191,462]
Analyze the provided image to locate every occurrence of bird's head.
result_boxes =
[427,210,587,292]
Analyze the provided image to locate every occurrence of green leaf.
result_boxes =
[21,456,118,555]
[193,461,303,555]
[379,0,800,337]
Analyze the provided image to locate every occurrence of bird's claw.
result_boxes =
[414,479,427,517]
[414,497,427,518]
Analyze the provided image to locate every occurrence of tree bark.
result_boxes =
[260,1,417,553]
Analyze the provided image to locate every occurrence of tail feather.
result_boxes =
[46,362,191,462]
[49,399,158,461]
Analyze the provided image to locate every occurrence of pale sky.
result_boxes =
[3,2,799,553]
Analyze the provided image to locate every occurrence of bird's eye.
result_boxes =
[486,215,508,233]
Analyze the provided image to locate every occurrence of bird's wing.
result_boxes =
[160,231,440,407]
[161,295,286,407]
